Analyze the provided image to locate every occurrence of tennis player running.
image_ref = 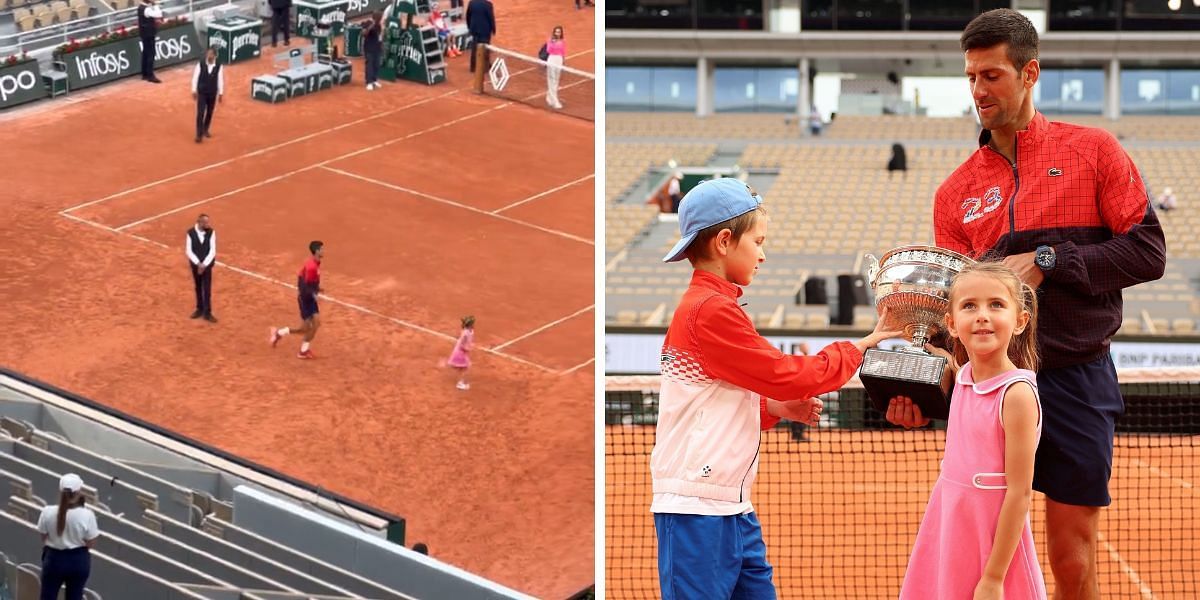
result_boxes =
[270,241,325,359]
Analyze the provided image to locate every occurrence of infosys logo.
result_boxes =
[75,50,131,80]
[154,34,193,61]
[0,69,38,102]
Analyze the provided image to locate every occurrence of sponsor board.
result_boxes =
[345,0,388,17]
[64,24,201,89]
[0,60,47,109]
[604,333,1200,374]
[231,31,260,58]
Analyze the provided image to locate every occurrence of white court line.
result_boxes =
[493,304,594,351]
[113,103,509,232]
[322,167,593,246]
[58,47,595,216]
[492,174,594,214]
[60,211,121,233]
[59,213,558,374]
[1132,458,1196,492]
[1097,532,1157,600]
[60,90,460,215]
[559,357,594,375]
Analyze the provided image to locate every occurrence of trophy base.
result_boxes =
[859,347,950,420]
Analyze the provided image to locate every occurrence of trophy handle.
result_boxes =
[865,254,879,288]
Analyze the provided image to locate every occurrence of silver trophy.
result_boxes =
[860,245,973,420]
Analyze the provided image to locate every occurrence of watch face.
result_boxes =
[1036,250,1053,268]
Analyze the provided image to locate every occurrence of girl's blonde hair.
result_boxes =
[946,261,1039,371]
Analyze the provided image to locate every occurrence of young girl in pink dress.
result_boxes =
[446,315,475,390]
[900,262,1047,600]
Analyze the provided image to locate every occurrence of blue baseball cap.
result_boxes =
[662,177,761,263]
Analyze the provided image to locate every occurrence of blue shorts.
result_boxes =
[437,30,448,40]
[654,512,775,600]
[1032,354,1124,506]
[298,295,319,321]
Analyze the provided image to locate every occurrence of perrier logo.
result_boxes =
[393,29,414,75]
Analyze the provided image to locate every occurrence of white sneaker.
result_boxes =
[366,83,374,91]
[456,382,470,390]
[554,102,564,109]
[373,82,382,89]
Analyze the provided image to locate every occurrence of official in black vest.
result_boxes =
[191,48,224,143]
[269,0,292,47]
[186,213,217,322]
[137,0,164,83]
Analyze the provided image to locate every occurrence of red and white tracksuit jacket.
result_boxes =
[650,270,864,515]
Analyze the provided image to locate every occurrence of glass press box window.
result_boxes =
[1034,69,1105,115]
[1121,70,1200,116]
[606,66,698,112]
[713,67,799,113]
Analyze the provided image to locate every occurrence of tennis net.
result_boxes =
[473,43,594,121]
[605,368,1200,599]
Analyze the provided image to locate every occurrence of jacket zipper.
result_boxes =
[739,429,760,502]
[987,132,1021,235]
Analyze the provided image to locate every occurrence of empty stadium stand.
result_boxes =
[0,369,534,600]
[606,114,1200,335]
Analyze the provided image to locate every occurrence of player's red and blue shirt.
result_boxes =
[933,112,1166,369]
[298,257,321,297]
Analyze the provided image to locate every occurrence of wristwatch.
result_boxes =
[1034,245,1056,272]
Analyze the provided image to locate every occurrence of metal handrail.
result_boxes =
[0,0,196,54]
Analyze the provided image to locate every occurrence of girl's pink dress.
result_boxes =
[900,363,1048,600]
[447,328,473,368]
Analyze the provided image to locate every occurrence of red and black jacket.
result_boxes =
[934,112,1166,370]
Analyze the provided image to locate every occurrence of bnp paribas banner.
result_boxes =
[0,60,46,109]
[64,24,202,90]
[346,0,389,18]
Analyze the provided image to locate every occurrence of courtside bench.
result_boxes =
[251,46,352,103]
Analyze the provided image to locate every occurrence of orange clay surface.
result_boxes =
[606,427,1198,599]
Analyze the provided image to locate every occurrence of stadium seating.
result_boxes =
[605,115,1200,334]
[0,374,527,600]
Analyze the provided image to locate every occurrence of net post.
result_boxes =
[473,43,487,94]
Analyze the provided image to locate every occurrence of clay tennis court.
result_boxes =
[606,427,1199,599]
[0,2,594,597]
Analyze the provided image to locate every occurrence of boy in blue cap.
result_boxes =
[650,177,899,599]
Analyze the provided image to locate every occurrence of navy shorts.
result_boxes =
[298,295,319,320]
[654,512,775,600]
[1032,354,1124,507]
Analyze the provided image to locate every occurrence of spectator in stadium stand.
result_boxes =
[363,12,383,90]
[465,0,495,74]
[809,105,822,136]
[37,474,99,600]
[137,0,164,83]
[412,542,429,555]
[269,0,292,47]
[887,143,908,179]
[667,171,683,213]
[1156,187,1177,213]
[887,10,1167,599]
